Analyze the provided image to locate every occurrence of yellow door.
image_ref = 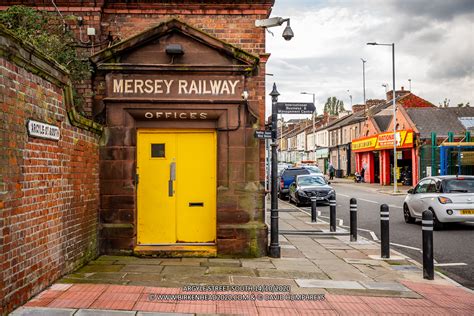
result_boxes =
[137,129,216,245]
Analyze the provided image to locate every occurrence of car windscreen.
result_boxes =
[306,166,322,173]
[443,178,474,193]
[284,169,309,178]
[298,176,326,186]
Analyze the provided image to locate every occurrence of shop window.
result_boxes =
[151,144,165,158]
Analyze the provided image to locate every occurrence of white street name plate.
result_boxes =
[27,120,60,141]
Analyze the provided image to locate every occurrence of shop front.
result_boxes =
[352,130,417,185]
[91,19,267,257]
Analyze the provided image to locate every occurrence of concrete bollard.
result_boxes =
[311,198,317,223]
[422,209,434,280]
[329,198,336,232]
[380,204,390,258]
[350,198,357,242]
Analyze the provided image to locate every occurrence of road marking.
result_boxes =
[358,198,379,204]
[389,204,403,209]
[434,263,467,267]
[369,231,379,241]
[337,193,350,198]
[390,242,421,252]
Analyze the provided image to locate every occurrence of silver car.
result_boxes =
[403,175,474,229]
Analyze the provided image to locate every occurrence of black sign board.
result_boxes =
[277,102,315,114]
[254,130,273,139]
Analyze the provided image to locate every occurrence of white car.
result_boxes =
[403,175,474,229]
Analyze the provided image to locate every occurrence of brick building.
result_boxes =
[1,0,274,312]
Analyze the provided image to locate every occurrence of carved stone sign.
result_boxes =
[27,120,60,141]
[127,109,222,121]
[106,74,244,100]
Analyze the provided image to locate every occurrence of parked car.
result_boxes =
[278,167,313,199]
[403,175,474,229]
[289,175,335,206]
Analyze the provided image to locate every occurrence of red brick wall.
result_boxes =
[0,41,100,313]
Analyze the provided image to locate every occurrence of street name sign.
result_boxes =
[254,130,273,139]
[27,120,60,141]
[277,102,315,114]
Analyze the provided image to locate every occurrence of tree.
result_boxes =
[438,98,450,107]
[324,97,345,115]
[457,102,470,107]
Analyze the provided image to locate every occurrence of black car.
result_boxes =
[289,175,336,206]
[278,167,313,199]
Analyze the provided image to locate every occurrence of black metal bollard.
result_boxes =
[311,198,317,223]
[380,204,390,258]
[329,198,336,232]
[422,209,434,280]
[350,198,357,242]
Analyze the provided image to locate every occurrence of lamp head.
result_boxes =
[367,42,377,46]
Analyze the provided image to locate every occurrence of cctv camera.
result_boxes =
[282,25,294,41]
[242,90,249,100]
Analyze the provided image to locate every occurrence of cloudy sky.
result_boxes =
[264,0,474,118]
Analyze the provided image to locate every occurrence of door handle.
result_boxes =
[169,162,176,197]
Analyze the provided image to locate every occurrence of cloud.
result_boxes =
[265,0,473,118]
[385,0,474,21]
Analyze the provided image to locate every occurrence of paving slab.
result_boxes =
[343,258,384,266]
[137,312,192,316]
[75,309,136,316]
[10,307,76,316]
[206,266,256,277]
[121,265,164,273]
[257,269,329,280]
[360,281,411,292]
[77,265,125,273]
[241,260,276,269]
[161,266,207,277]
[369,255,406,261]
[296,279,365,290]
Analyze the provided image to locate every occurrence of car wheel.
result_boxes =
[431,209,444,230]
[403,204,416,224]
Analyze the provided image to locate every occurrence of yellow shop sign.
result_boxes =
[351,136,377,151]
[375,130,414,150]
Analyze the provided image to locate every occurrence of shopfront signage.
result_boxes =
[106,74,243,100]
[27,120,60,141]
[351,136,377,152]
[277,102,315,114]
[351,130,414,152]
[375,130,413,150]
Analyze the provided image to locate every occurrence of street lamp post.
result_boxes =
[361,58,367,111]
[301,92,316,161]
[346,90,353,108]
[269,83,281,258]
[367,42,397,193]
